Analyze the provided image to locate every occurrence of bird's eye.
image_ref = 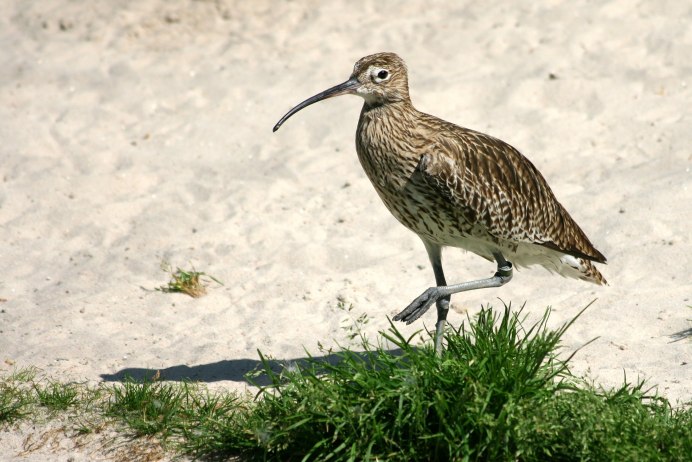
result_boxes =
[372,68,390,83]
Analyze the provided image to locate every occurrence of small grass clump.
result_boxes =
[0,368,37,424]
[156,261,223,298]
[33,379,80,411]
[106,375,188,438]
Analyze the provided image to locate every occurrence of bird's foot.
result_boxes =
[393,287,445,325]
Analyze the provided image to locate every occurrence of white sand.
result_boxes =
[1,0,690,459]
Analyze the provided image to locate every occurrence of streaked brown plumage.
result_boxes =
[274,52,606,351]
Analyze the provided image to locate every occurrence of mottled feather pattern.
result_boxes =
[421,121,606,264]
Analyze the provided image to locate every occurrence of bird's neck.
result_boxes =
[356,99,421,191]
[359,100,417,126]
[362,98,413,113]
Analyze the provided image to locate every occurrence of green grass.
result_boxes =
[1,304,690,461]
[0,367,37,423]
[107,377,185,437]
[33,379,80,411]
[156,260,223,298]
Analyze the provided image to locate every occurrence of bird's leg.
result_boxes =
[393,251,513,334]
[416,242,449,353]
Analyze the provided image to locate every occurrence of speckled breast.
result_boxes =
[355,127,474,246]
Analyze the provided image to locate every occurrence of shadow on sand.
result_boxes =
[100,348,406,387]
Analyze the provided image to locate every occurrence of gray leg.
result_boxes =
[393,251,513,338]
[418,242,449,353]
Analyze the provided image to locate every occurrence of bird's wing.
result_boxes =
[418,126,606,263]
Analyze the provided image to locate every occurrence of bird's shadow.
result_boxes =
[100,348,406,387]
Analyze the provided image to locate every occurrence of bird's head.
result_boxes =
[273,52,410,132]
[350,52,410,106]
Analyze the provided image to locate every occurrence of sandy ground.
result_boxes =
[1,0,690,459]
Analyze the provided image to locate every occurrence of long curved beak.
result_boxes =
[273,77,360,132]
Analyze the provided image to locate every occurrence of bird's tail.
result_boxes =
[568,256,608,285]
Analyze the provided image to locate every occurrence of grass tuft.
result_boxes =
[34,380,80,411]
[156,261,223,298]
[106,377,188,438]
[0,368,37,424]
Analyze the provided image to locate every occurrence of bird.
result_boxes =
[273,52,606,352]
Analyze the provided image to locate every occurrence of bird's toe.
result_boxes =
[394,287,439,324]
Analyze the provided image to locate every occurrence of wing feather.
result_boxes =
[417,121,606,264]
